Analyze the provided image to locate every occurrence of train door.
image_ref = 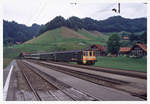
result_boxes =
[82,51,88,64]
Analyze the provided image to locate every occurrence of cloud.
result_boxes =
[3,0,147,26]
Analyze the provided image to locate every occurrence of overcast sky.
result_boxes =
[3,0,147,26]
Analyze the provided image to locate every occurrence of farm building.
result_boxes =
[130,42,147,56]
[119,47,131,56]
[86,44,106,56]
[122,36,129,40]
[119,42,147,57]
[19,52,31,58]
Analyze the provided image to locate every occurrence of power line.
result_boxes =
[25,0,47,26]
[112,3,120,14]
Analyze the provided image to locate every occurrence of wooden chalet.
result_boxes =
[119,42,147,57]
[15,41,21,45]
[19,52,31,57]
[86,44,106,56]
[119,47,131,56]
[122,36,129,40]
[130,42,147,57]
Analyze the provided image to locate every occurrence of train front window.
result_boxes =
[89,51,92,56]
[83,51,90,56]
[84,51,88,56]
[83,52,85,56]
[83,51,85,56]
[93,51,95,56]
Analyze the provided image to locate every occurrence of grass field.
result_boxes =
[77,29,108,45]
[94,56,147,72]
[3,58,12,68]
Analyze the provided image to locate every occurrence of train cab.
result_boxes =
[82,50,96,65]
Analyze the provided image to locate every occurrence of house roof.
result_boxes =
[20,52,31,56]
[135,43,147,52]
[123,36,129,40]
[119,47,131,53]
[119,42,147,53]
[91,44,105,51]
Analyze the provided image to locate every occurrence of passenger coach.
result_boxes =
[20,50,97,65]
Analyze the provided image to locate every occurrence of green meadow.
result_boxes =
[95,56,147,72]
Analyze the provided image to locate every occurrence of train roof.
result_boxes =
[20,49,94,56]
[54,50,82,53]
[32,50,82,54]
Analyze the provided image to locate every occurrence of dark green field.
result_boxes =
[70,56,147,72]
[94,56,147,72]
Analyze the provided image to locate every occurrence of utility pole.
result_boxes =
[118,3,120,13]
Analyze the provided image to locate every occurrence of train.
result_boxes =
[19,50,97,65]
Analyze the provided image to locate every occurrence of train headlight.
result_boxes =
[83,60,87,64]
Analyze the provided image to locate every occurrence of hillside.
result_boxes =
[3,20,41,45]
[4,27,108,62]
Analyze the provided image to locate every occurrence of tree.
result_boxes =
[129,33,139,42]
[3,20,41,45]
[107,34,121,54]
[140,31,147,44]
[38,16,147,34]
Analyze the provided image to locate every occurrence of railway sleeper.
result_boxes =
[38,62,129,85]
[22,61,98,101]
[31,61,147,100]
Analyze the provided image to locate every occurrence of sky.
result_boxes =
[3,0,147,26]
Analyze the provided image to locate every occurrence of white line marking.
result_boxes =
[3,65,14,101]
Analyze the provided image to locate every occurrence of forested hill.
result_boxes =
[3,20,41,45]
[39,16,147,35]
[3,16,147,45]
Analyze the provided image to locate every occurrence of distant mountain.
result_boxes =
[39,16,147,34]
[3,20,41,45]
[3,16,147,45]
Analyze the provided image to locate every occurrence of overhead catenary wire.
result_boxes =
[25,0,47,26]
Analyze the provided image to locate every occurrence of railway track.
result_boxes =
[46,61,147,79]
[28,60,146,100]
[17,60,98,101]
